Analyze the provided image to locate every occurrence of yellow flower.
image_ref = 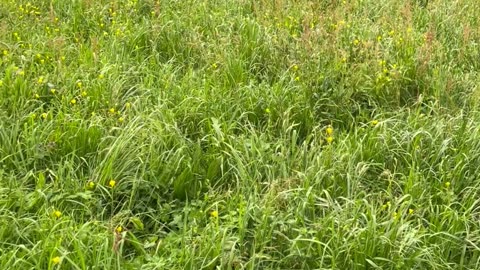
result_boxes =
[116,226,123,233]
[76,81,82,88]
[353,39,359,46]
[389,30,395,36]
[211,63,218,69]
[87,181,95,190]
[326,136,334,144]
[70,98,76,105]
[109,108,115,114]
[408,208,414,215]
[98,74,104,79]
[37,76,44,84]
[371,120,379,126]
[40,59,45,64]
[51,256,61,265]
[210,210,218,218]
[61,56,65,61]
[326,126,333,135]
[341,57,347,63]
[118,117,125,123]
[53,210,62,218]
[292,64,299,71]
[294,76,300,81]
[109,179,116,188]
[2,50,7,56]
[377,35,382,42]
[41,113,48,119]
[81,91,87,97]
[0,80,3,87]
[392,212,398,220]
[18,70,25,76]
[50,88,56,94]
[265,108,271,114]
[34,93,40,99]
[445,181,451,188]
[125,102,131,109]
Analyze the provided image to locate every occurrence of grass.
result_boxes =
[1,0,480,269]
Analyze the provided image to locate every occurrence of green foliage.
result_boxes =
[1,0,480,269]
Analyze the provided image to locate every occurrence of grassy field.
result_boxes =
[1,0,480,269]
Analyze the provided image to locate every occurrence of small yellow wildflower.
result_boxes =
[61,56,65,61]
[118,117,125,123]
[18,70,25,76]
[377,35,382,42]
[445,181,451,188]
[70,98,76,105]
[292,64,299,71]
[341,57,347,63]
[211,63,218,69]
[41,113,48,119]
[326,126,333,135]
[51,256,61,265]
[98,73,104,79]
[294,76,300,81]
[50,88,56,94]
[87,181,95,190]
[408,208,414,215]
[210,210,218,218]
[53,210,62,218]
[371,120,379,126]
[109,179,116,188]
[115,226,123,233]
[265,108,271,114]
[76,81,82,88]
[392,212,398,220]
[0,80,3,87]
[389,30,395,36]
[40,59,45,64]
[125,102,131,109]
[353,39,359,46]
[109,108,115,114]
[81,91,87,97]
[37,76,44,84]
[326,136,334,144]
[34,93,40,99]
[2,50,7,56]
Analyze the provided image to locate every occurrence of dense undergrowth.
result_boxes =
[1,0,480,269]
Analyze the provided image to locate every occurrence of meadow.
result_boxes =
[1,0,480,269]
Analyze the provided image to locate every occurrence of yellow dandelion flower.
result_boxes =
[76,81,82,88]
[51,256,61,265]
[211,63,218,69]
[445,181,451,188]
[293,64,299,71]
[34,93,40,99]
[109,179,116,188]
[70,98,76,105]
[371,120,379,126]
[41,113,48,119]
[377,35,382,42]
[53,210,62,218]
[50,88,56,94]
[109,108,115,114]
[115,226,123,233]
[210,210,218,218]
[98,74,104,79]
[408,208,414,215]
[389,30,395,36]
[81,91,87,97]
[265,108,271,114]
[37,76,44,84]
[118,117,125,123]
[326,136,334,144]
[353,39,359,46]
[326,126,333,135]
[392,212,398,220]
[294,76,300,81]
[40,59,45,64]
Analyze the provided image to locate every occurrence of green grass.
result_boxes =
[1,0,480,269]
